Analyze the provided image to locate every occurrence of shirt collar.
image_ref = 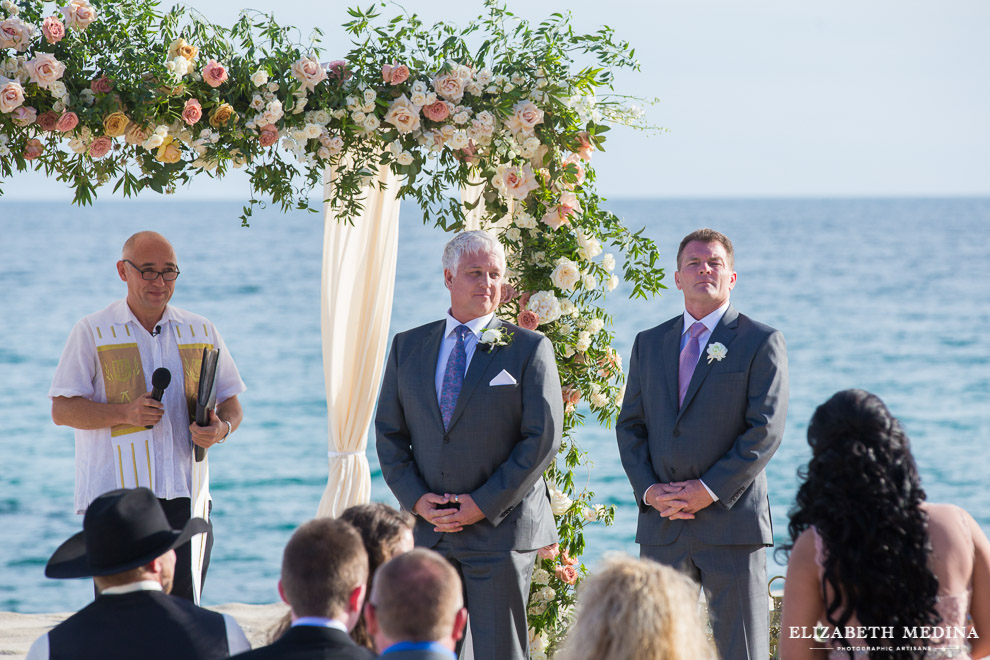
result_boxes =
[444,311,495,339]
[682,300,730,335]
[291,617,348,633]
[382,641,456,658]
[112,299,175,328]
[100,580,163,596]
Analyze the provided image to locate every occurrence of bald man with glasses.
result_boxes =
[50,231,245,604]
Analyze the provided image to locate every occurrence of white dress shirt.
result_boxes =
[434,311,496,402]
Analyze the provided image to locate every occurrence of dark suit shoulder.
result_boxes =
[393,320,445,343]
[731,311,781,338]
[232,626,374,659]
[634,315,681,344]
[496,320,545,350]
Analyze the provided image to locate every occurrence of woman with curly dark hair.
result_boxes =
[779,389,990,660]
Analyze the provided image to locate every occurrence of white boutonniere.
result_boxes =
[706,342,727,364]
[479,327,513,352]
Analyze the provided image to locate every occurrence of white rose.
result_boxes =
[410,91,428,107]
[590,391,609,408]
[582,273,596,290]
[351,111,366,124]
[603,253,616,272]
[251,70,269,87]
[607,274,619,291]
[528,291,561,324]
[549,487,572,516]
[575,333,591,352]
[576,230,603,261]
[562,345,576,358]
[60,0,96,31]
[558,297,576,317]
[362,87,376,103]
[550,258,581,292]
[303,123,322,140]
[558,322,573,335]
[528,602,547,616]
[582,507,599,522]
[539,586,556,602]
[362,114,380,131]
[265,99,284,121]
[481,329,500,344]
[532,568,551,585]
[142,134,165,150]
[529,629,548,653]
[396,151,414,166]
[514,211,537,229]
[504,227,521,242]
[588,318,605,334]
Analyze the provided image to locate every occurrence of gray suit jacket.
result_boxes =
[615,305,788,546]
[376,317,563,552]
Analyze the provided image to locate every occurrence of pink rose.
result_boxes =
[505,100,544,136]
[500,282,518,304]
[61,0,96,31]
[42,16,66,44]
[562,153,585,188]
[561,386,581,406]
[291,56,327,91]
[88,136,112,159]
[555,564,578,585]
[537,543,559,561]
[23,138,45,160]
[326,60,351,82]
[456,140,479,166]
[25,53,66,90]
[37,111,59,131]
[561,549,578,566]
[201,59,228,88]
[517,292,532,310]
[90,75,113,94]
[11,105,37,127]
[181,98,202,125]
[422,100,450,123]
[518,310,540,330]
[0,80,25,114]
[258,123,279,148]
[55,111,79,132]
[384,63,409,85]
[494,163,539,201]
[0,17,34,52]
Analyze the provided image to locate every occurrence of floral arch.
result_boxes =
[0,0,664,651]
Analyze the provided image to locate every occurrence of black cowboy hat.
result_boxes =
[45,488,208,579]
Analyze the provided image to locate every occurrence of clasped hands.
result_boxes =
[414,492,485,533]
[645,479,714,519]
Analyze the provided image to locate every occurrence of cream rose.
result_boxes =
[383,95,421,135]
[25,53,66,90]
[602,253,616,272]
[250,69,268,87]
[550,258,581,292]
[0,17,34,52]
[0,80,25,114]
[60,0,96,31]
[432,71,464,103]
[291,56,327,91]
[549,487,572,516]
[505,99,544,136]
[492,163,538,201]
[527,291,561,324]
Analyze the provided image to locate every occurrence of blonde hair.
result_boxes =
[558,555,714,660]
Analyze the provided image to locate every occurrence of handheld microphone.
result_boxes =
[146,367,171,429]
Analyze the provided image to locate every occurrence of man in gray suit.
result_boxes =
[376,231,563,660]
[616,228,788,660]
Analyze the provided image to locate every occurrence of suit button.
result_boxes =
[671,468,677,475]
[672,429,680,438]
[443,435,450,443]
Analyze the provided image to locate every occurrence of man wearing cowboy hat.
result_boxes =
[26,488,250,660]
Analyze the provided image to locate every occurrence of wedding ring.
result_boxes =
[453,495,459,503]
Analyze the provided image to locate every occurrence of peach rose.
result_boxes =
[181,98,202,126]
[326,60,350,82]
[383,95,420,135]
[422,100,450,123]
[88,136,112,159]
[494,163,539,201]
[55,111,78,132]
[518,310,540,331]
[102,112,129,137]
[23,138,45,160]
[42,16,65,44]
[542,191,582,230]
[291,56,327,90]
[575,131,593,162]
[537,543,559,561]
[155,137,181,163]
[25,53,67,90]
[90,75,113,94]
[382,62,409,85]
[562,153,585,188]
[208,102,235,128]
[0,80,25,114]
[561,549,578,566]
[555,564,578,585]
[36,111,59,132]
[0,17,34,52]
[258,124,278,147]
[168,37,198,62]
[124,122,149,146]
[201,59,228,88]
[561,386,581,406]
[505,100,544,135]
[500,282,518,304]
[517,291,532,309]
[432,71,464,103]
[11,105,37,126]
[61,0,96,31]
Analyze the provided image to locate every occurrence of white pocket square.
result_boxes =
[489,369,517,386]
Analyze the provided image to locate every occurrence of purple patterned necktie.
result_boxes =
[440,325,470,429]
[678,321,707,408]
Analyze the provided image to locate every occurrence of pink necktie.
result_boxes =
[678,322,707,408]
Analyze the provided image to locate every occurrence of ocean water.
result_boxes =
[1,197,988,613]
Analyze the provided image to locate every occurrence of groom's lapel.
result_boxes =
[446,317,501,431]
[678,305,740,418]
[663,317,684,413]
[416,321,446,430]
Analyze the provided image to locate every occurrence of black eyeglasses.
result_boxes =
[123,259,180,281]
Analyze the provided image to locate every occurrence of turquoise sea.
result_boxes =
[1,197,988,613]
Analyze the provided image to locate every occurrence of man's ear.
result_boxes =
[363,600,379,636]
[277,580,289,606]
[452,607,468,642]
[117,260,128,282]
[348,583,366,615]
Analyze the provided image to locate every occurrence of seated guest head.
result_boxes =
[364,548,467,653]
[46,486,207,593]
[557,554,712,660]
[339,503,415,649]
[279,518,369,631]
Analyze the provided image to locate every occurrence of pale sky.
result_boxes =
[6,0,988,199]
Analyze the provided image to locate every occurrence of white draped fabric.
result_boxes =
[316,161,401,518]
[460,170,485,231]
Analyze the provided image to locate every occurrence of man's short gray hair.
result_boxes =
[441,231,505,276]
